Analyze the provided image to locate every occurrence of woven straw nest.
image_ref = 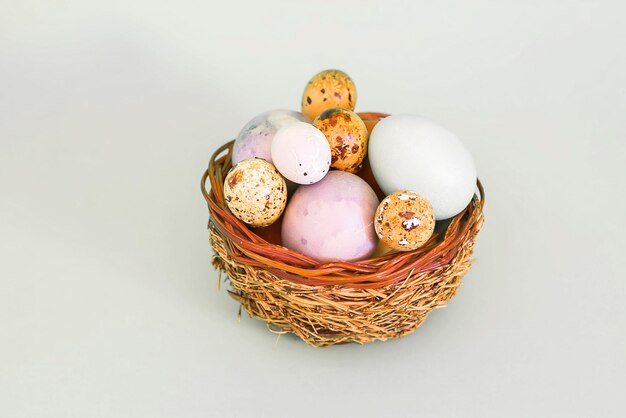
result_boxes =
[201,112,485,347]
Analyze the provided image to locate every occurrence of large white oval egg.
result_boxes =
[368,115,477,220]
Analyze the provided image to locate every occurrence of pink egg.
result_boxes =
[271,122,331,185]
[282,171,379,262]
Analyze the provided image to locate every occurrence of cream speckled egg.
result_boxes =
[271,122,331,185]
[374,191,435,251]
[223,158,287,227]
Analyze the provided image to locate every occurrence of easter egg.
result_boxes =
[232,109,310,165]
[313,108,368,173]
[282,171,379,262]
[301,70,356,120]
[271,122,331,185]
[374,191,435,251]
[368,115,477,220]
[223,158,287,227]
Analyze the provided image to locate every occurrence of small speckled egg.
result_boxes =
[271,122,331,184]
[301,70,357,120]
[232,110,311,165]
[374,191,435,251]
[223,158,287,227]
[313,108,368,173]
[282,171,379,262]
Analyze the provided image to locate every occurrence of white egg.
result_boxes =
[368,115,477,220]
[271,122,331,185]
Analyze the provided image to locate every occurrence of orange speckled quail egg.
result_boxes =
[301,69,356,120]
[313,108,368,173]
[223,158,287,227]
[374,191,435,251]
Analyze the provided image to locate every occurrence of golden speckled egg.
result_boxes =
[223,158,287,227]
[313,108,368,173]
[301,70,356,120]
[374,191,435,251]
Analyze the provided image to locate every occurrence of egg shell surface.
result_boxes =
[270,122,331,185]
[232,109,310,165]
[368,115,477,220]
[375,191,435,251]
[301,69,356,120]
[313,108,368,173]
[281,171,379,262]
[223,158,287,227]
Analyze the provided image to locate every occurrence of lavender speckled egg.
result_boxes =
[281,171,379,262]
[232,110,311,165]
[369,115,477,220]
[223,158,287,227]
[271,122,331,185]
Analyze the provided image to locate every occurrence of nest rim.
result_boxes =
[201,138,484,289]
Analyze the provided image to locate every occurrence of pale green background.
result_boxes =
[1,1,625,417]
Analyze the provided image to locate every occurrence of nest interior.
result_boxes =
[201,116,484,347]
